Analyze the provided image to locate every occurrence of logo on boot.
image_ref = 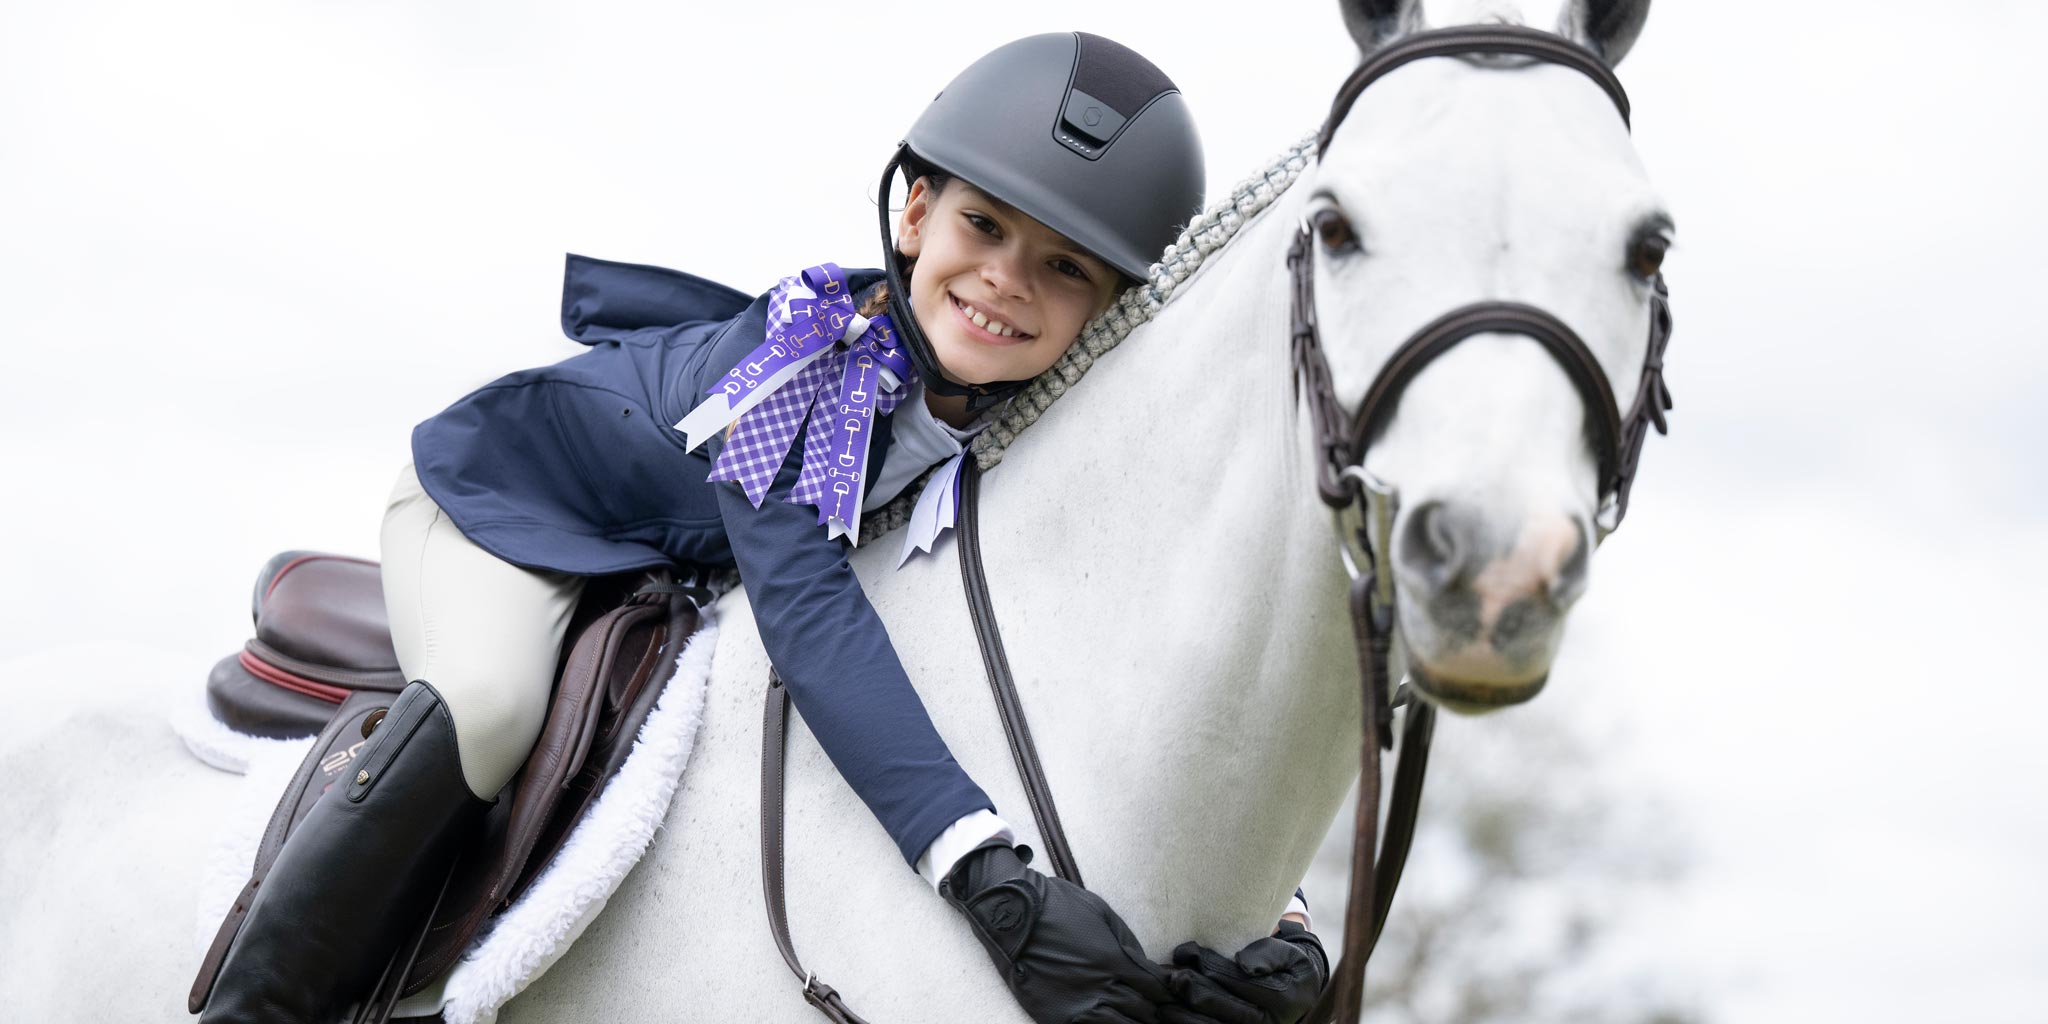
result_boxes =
[319,740,366,777]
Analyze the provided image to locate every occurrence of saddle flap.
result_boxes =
[496,600,666,903]
[511,593,696,900]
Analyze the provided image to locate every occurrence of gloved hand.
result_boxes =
[1160,919,1330,1024]
[941,840,1179,1024]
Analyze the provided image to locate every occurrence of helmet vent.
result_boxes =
[1060,33,1177,159]
[1071,32,1176,117]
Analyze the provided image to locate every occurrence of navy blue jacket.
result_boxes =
[412,254,994,866]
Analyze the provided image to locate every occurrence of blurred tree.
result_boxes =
[1302,701,1706,1024]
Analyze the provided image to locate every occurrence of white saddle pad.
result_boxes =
[171,612,719,1024]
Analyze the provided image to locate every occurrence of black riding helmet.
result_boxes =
[879,32,1206,412]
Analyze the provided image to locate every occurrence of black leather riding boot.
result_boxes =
[198,680,491,1023]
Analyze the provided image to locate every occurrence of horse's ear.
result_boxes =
[1562,0,1653,65]
[1339,0,1422,55]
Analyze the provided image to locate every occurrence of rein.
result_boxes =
[758,23,1676,1024]
[757,460,1085,1024]
[758,459,1430,1023]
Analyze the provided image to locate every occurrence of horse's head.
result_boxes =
[1303,0,1673,712]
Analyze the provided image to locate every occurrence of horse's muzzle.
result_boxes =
[1408,661,1549,713]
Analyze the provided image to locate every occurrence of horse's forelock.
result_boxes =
[1425,0,1548,29]
[1351,1,1647,59]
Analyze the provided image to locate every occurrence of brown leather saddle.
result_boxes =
[189,550,712,1022]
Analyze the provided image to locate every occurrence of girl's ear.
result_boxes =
[896,176,935,258]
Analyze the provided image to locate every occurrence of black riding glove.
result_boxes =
[1161,920,1330,1024]
[941,840,1178,1024]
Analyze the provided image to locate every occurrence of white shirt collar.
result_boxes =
[861,380,997,513]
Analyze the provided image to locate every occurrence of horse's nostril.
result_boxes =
[1547,520,1592,607]
[1398,500,1468,590]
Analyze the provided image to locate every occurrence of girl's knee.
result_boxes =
[436,675,552,797]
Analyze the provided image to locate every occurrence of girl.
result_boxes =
[198,32,1326,1024]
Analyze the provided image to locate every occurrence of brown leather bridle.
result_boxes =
[1294,23,1675,1024]
[758,23,1676,1024]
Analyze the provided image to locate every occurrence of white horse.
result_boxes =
[0,0,1672,1020]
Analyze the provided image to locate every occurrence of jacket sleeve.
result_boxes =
[714,430,996,867]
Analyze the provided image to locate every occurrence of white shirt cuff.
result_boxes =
[1284,890,1312,932]
[915,809,1015,891]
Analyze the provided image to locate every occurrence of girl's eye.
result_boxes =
[964,213,999,236]
[1051,258,1088,280]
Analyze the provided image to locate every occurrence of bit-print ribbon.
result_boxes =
[788,315,914,541]
[672,263,913,543]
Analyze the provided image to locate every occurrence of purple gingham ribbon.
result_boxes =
[677,264,914,543]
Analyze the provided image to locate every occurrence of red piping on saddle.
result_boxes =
[263,553,379,603]
[238,649,350,704]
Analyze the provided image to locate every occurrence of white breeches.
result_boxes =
[379,463,586,801]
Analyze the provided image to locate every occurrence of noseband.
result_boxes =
[1296,24,1677,1024]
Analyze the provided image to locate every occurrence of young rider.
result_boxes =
[198,32,1327,1024]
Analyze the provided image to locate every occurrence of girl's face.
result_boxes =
[895,176,1120,387]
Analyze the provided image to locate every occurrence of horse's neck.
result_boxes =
[978,185,1365,952]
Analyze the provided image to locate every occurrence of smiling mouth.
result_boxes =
[949,293,1031,344]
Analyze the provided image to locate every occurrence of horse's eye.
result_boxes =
[1313,209,1359,255]
[1629,234,1669,279]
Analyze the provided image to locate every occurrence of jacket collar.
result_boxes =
[559,253,753,344]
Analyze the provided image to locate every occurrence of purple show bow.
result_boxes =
[672,263,913,543]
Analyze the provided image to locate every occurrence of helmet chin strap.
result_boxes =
[877,147,1033,415]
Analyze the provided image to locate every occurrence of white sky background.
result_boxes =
[2,1,2043,1021]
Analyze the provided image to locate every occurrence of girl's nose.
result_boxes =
[980,253,1028,301]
